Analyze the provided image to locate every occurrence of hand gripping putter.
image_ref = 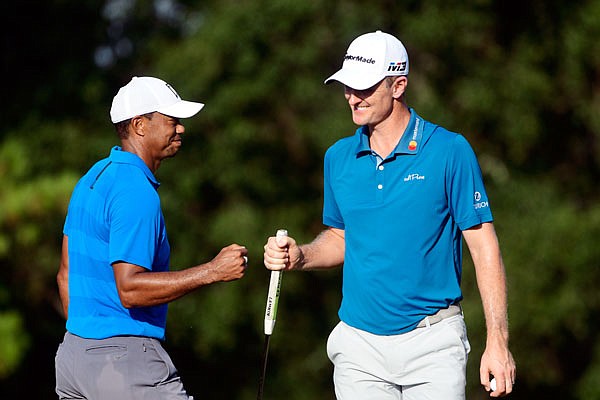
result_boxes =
[257,229,287,400]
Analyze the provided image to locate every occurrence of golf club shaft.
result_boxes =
[257,229,287,400]
[257,334,271,400]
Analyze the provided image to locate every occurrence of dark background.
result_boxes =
[2,1,599,398]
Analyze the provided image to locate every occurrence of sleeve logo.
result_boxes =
[474,191,489,209]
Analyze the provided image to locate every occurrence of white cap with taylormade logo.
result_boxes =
[324,30,409,90]
[110,76,204,123]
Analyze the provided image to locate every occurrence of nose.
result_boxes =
[176,123,185,134]
[345,89,361,106]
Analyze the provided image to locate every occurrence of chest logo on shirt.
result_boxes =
[404,173,425,182]
[408,140,418,151]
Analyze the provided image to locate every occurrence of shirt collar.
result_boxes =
[355,108,424,157]
[109,146,160,188]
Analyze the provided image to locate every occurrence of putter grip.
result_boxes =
[264,229,288,335]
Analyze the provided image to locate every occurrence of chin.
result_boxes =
[353,117,367,126]
[164,147,181,158]
[351,112,367,126]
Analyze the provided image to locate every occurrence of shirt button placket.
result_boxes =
[376,164,384,202]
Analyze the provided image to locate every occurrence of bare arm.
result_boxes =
[263,227,345,271]
[463,222,516,397]
[57,235,70,318]
[113,244,247,308]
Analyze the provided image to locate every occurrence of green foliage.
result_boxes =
[462,176,600,397]
[0,311,30,378]
[0,129,81,382]
[2,0,600,398]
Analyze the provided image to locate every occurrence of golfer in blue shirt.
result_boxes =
[263,31,516,399]
[56,76,249,400]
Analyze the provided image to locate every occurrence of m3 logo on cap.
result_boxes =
[388,62,407,72]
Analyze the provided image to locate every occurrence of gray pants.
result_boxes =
[55,332,193,400]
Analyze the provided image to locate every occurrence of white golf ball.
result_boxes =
[490,377,497,391]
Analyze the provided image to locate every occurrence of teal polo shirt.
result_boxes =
[64,146,170,340]
[323,109,493,335]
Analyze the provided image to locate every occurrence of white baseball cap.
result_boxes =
[324,30,409,90]
[110,76,204,123]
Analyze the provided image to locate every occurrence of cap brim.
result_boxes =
[324,69,385,91]
[157,100,204,119]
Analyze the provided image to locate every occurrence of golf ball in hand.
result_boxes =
[490,378,497,391]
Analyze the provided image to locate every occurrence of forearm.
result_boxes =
[114,263,219,308]
[57,235,70,318]
[296,228,345,271]
[464,223,510,341]
[476,252,510,344]
[114,244,247,308]
[57,270,69,318]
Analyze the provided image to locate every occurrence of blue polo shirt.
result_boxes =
[323,109,493,335]
[64,146,170,340]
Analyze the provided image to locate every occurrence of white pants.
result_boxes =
[327,315,471,400]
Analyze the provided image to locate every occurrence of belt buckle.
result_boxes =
[417,304,460,329]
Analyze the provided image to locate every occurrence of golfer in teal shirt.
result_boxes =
[324,109,493,336]
[263,31,516,399]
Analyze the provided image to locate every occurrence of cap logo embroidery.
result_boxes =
[344,54,376,64]
[165,83,181,99]
[388,61,407,72]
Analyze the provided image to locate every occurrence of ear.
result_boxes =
[391,76,408,99]
[130,116,146,137]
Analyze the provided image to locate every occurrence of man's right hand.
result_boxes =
[263,234,302,271]
[207,244,248,282]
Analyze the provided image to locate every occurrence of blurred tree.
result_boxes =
[1,0,204,396]
[1,0,599,399]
